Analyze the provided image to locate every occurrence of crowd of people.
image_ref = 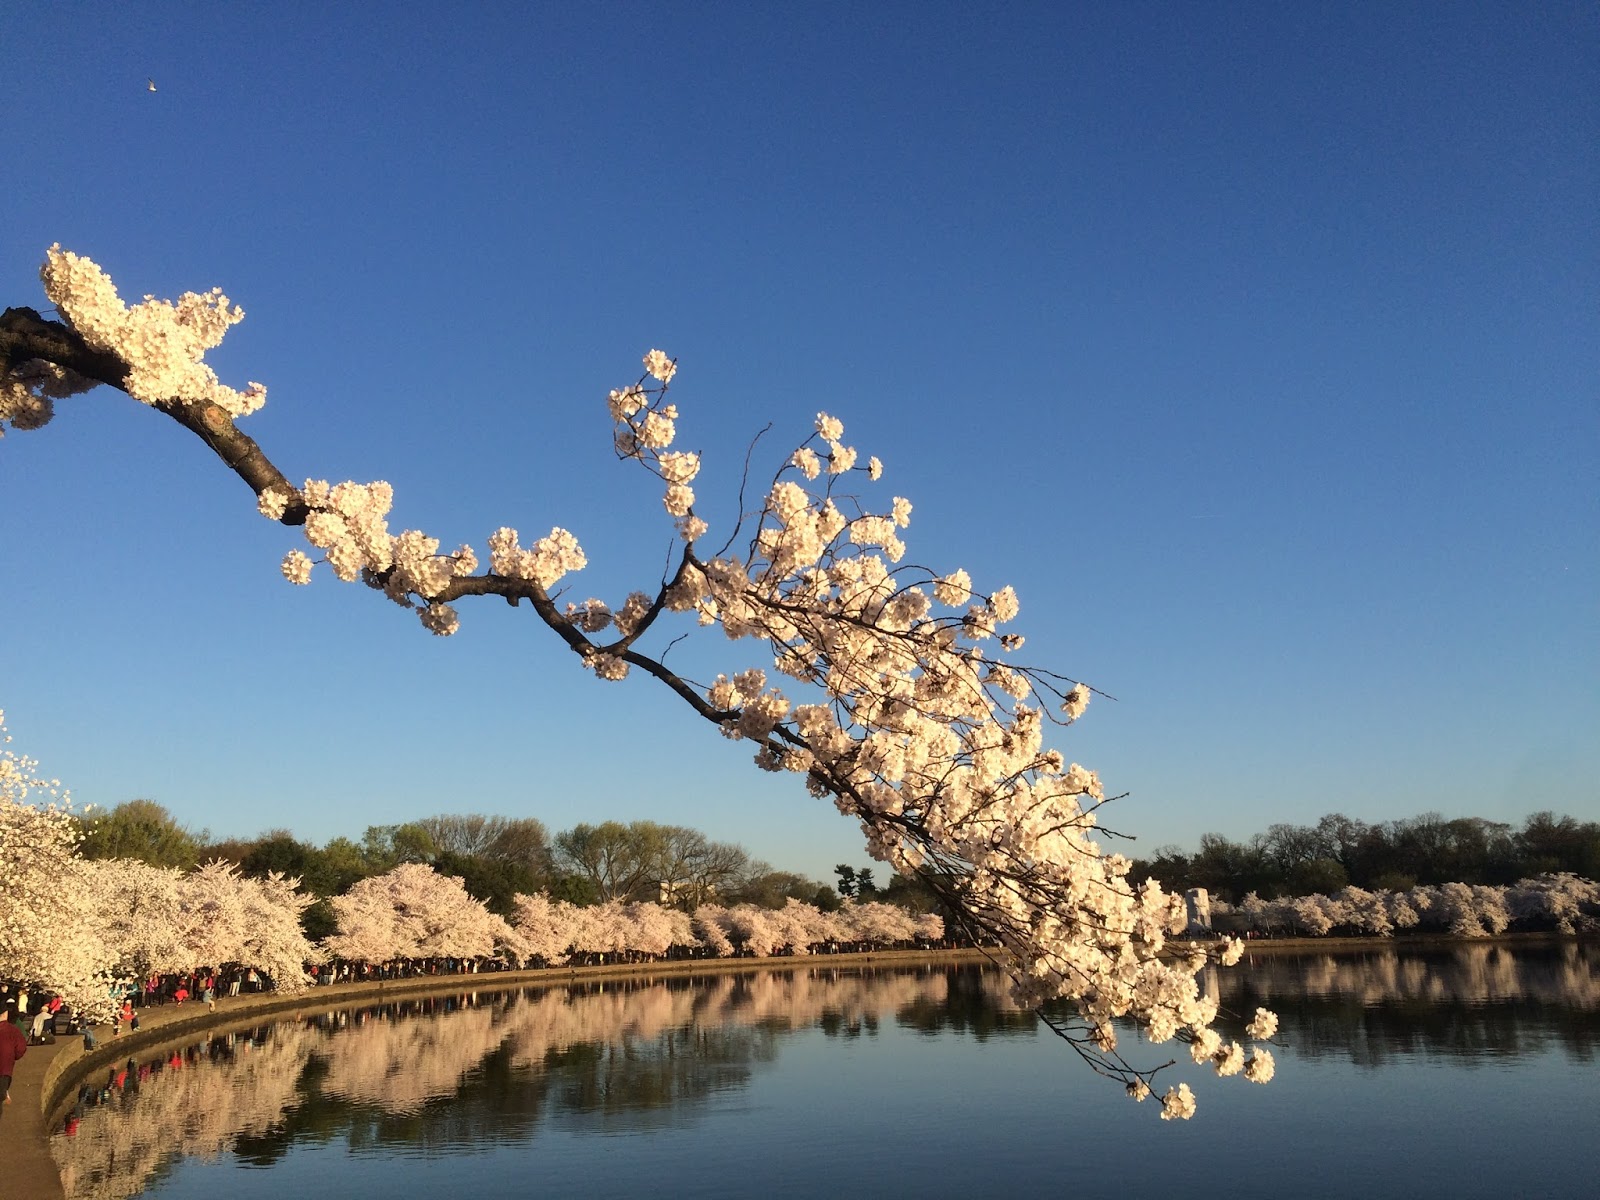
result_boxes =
[2,926,955,1073]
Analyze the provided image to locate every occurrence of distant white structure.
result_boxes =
[1184,888,1212,934]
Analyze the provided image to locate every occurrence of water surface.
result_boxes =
[53,943,1596,1199]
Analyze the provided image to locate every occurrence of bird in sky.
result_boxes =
[147,78,157,92]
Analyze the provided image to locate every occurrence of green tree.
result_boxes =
[732,869,832,909]
[1262,822,1323,878]
[415,813,554,879]
[199,834,261,865]
[431,850,540,917]
[554,821,668,901]
[318,836,375,894]
[1287,857,1349,897]
[76,799,202,868]
[1187,833,1274,903]
[240,829,317,878]
[655,827,750,908]
[1517,811,1600,878]
[881,871,943,915]
[300,899,340,941]
[834,864,858,899]
[1314,813,1398,886]
[545,873,601,905]
[1129,845,1194,893]
[361,822,436,868]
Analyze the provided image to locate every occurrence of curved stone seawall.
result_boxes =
[10,949,991,1200]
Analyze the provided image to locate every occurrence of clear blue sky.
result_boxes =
[2,3,1595,881]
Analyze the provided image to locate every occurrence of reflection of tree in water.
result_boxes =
[51,1026,322,1200]
[227,1036,555,1165]
[542,1025,775,1121]
[55,947,1598,1197]
[1217,942,1599,1067]
[895,964,1036,1040]
[318,995,516,1114]
[51,967,966,1198]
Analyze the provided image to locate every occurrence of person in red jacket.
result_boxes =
[1,1007,28,1120]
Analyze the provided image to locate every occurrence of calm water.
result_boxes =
[53,943,1597,1200]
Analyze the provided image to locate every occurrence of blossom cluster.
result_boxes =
[608,349,707,541]
[0,358,91,436]
[509,891,943,963]
[38,245,266,417]
[323,862,513,962]
[271,477,481,635]
[84,857,318,990]
[602,399,1263,1101]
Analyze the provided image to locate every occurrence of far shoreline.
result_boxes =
[1210,929,1594,954]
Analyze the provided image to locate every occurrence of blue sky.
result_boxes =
[2,3,1594,881]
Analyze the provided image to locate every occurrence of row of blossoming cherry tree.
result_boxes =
[1217,874,1599,938]
[4,734,942,1005]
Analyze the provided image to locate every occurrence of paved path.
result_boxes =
[5,990,313,1200]
[5,1018,68,1200]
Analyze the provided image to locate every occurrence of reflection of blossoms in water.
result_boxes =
[52,1025,322,1200]
[1218,943,1600,1067]
[1230,942,1600,1011]
[55,948,1596,1198]
[316,999,513,1113]
[496,967,960,1072]
[50,968,972,1199]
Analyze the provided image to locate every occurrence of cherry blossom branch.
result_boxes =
[3,248,1284,1117]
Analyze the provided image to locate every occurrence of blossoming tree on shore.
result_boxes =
[1224,876,1600,938]
[323,862,516,963]
[0,248,1277,1115]
[45,838,319,997]
[0,713,116,1018]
